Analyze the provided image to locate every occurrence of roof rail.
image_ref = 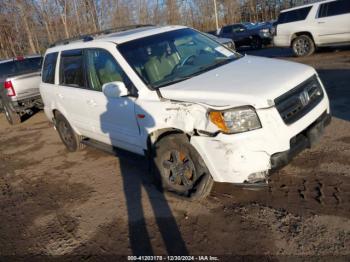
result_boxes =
[49,24,155,47]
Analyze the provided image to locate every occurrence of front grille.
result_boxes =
[274,75,324,125]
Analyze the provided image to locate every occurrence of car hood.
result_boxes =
[160,55,316,109]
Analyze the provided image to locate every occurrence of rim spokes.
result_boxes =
[162,150,196,189]
[171,151,180,163]
[60,122,73,145]
[180,173,191,186]
[162,160,173,169]
[183,160,193,172]
[295,39,310,55]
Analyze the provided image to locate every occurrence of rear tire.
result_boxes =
[0,99,3,113]
[152,134,214,201]
[292,35,315,57]
[3,103,21,125]
[55,112,85,152]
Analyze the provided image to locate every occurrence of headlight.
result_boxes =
[259,28,270,37]
[209,107,261,134]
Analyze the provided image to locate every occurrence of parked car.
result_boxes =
[218,23,272,49]
[203,33,236,50]
[0,55,43,124]
[273,0,350,56]
[205,30,217,36]
[40,25,331,200]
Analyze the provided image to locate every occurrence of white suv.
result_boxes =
[40,25,331,200]
[274,0,350,56]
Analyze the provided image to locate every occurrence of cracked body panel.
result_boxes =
[135,89,330,184]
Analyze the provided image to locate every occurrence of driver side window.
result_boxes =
[222,26,233,34]
[85,49,135,93]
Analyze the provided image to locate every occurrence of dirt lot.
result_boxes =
[0,47,349,260]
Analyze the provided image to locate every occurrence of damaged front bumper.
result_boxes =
[270,112,331,170]
[190,97,330,184]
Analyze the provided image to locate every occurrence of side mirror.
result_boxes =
[102,81,128,98]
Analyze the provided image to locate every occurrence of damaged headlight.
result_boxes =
[209,107,261,134]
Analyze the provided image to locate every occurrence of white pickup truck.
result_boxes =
[0,55,43,124]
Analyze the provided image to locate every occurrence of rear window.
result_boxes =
[222,26,232,34]
[278,6,312,24]
[318,0,350,18]
[42,52,58,84]
[0,57,42,78]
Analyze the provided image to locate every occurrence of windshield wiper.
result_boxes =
[154,75,194,89]
[194,58,234,76]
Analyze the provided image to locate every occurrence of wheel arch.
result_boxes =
[290,31,315,47]
[147,128,189,151]
[52,108,82,135]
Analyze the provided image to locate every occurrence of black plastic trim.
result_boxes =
[270,112,331,171]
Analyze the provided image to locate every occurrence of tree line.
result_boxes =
[0,0,318,59]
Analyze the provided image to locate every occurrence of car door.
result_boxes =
[220,25,234,39]
[40,52,59,118]
[315,0,350,45]
[84,48,142,154]
[57,49,92,136]
[232,25,250,46]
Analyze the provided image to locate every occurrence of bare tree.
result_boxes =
[56,0,70,38]
[0,0,319,59]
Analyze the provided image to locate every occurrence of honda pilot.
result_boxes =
[40,25,331,200]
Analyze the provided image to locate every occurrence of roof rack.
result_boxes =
[49,24,155,47]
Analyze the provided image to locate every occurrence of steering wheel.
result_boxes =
[171,55,196,74]
[180,55,196,67]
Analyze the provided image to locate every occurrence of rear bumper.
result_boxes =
[10,95,43,112]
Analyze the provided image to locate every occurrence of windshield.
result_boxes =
[118,28,240,89]
[0,57,42,78]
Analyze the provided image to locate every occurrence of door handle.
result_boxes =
[86,99,97,106]
[318,21,325,24]
[58,93,64,99]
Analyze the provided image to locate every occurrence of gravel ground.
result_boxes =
[0,47,349,260]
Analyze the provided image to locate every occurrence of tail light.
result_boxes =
[272,25,277,36]
[4,80,16,97]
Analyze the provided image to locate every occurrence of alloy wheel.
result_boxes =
[294,38,310,56]
[162,150,197,191]
[58,121,74,148]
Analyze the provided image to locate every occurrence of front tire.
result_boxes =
[251,36,262,50]
[152,134,214,200]
[55,113,85,152]
[3,103,21,125]
[292,35,315,57]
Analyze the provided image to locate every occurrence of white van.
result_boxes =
[274,0,350,56]
[40,25,331,200]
